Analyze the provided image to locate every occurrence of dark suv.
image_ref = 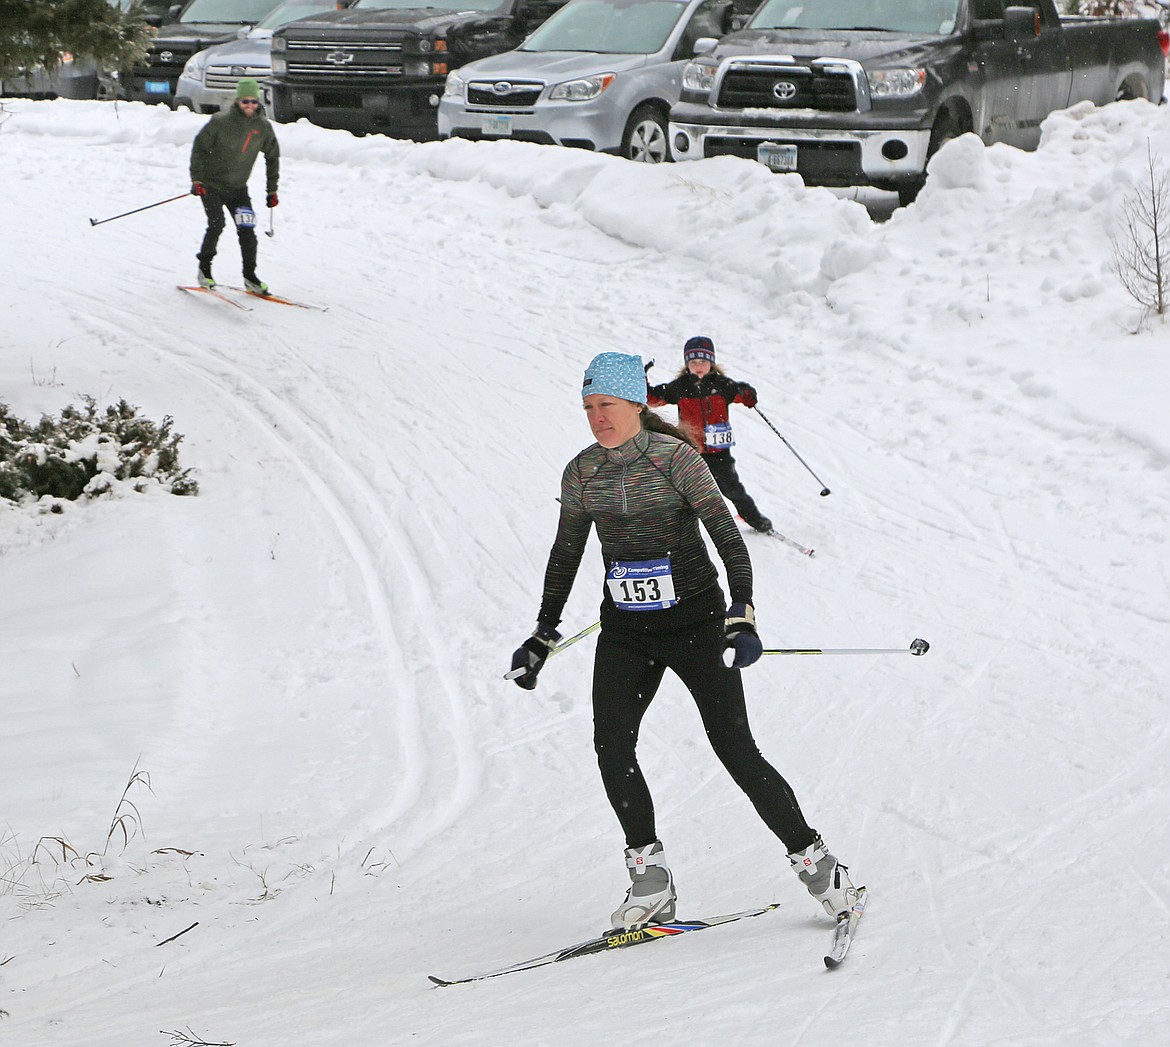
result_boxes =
[270,0,568,140]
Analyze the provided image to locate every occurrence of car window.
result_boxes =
[522,0,690,54]
[181,0,284,23]
[749,0,959,34]
[256,0,344,27]
[354,0,508,11]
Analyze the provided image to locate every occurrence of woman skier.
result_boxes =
[510,351,858,932]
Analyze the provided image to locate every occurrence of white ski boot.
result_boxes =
[610,840,676,931]
[788,835,860,917]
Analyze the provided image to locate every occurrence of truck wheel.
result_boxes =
[898,112,965,207]
[1115,76,1146,102]
[621,105,670,163]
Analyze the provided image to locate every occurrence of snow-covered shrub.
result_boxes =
[0,397,199,504]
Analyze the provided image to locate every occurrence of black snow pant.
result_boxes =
[591,597,816,855]
[197,185,258,277]
[703,449,767,529]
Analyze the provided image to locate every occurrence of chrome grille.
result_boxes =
[205,65,270,90]
[286,61,404,79]
[286,38,404,51]
[281,38,407,79]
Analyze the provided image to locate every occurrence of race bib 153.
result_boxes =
[606,558,677,611]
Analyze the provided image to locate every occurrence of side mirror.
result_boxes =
[693,36,719,55]
[1003,6,1040,40]
[168,4,182,19]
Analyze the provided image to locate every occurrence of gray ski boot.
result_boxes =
[788,834,859,917]
[610,840,676,931]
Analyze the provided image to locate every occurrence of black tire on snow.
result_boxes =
[622,104,670,163]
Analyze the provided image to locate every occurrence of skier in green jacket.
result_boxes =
[189,77,280,294]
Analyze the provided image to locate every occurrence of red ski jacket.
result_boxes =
[648,372,757,454]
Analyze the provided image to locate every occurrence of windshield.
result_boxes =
[256,0,343,27]
[354,0,506,12]
[748,0,959,34]
[522,0,688,54]
[181,0,284,24]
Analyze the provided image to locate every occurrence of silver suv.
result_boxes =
[438,0,735,162]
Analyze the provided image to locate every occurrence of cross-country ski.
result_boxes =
[824,888,868,969]
[177,284,251,310]
[429,906,780,986]
[220,286,328,311]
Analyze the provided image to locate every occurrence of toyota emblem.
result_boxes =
[326,50,355,65]
[772,80,798,101]
[492,81,513,95]
[159,50,174,63]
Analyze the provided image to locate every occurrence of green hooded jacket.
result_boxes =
[189,103,280,193]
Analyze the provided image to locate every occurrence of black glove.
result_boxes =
[191,181,207,196]
[725,602,762,669]
[267,191,279,208]
[510,623,561,690]
[738,383,758,408]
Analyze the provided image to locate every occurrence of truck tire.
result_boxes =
[898,111,966,207]
[621,104,670,163]
[1115,75,1147,102]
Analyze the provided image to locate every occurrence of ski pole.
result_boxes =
[265,206,275,239]
[88,192,190,227]
[761,638,930,657]
[752,406,831,497]
[503,621,601,680]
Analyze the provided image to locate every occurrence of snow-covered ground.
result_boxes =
[2,96,1169,1046]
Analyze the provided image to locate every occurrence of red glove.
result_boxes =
[739,384,758,408]
[191,181,207,196]
[266,192,279,208]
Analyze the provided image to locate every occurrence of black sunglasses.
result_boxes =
[238,98,261,105]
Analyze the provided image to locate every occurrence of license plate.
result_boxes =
[145,80,170,94]
[758,142,797,172]
[481,114,512,137]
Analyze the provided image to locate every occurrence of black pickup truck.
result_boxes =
[669,0,1168,204]
[269,0,568,139]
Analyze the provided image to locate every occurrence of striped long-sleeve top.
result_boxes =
[536,428,753,629]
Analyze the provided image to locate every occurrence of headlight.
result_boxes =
[868,68,926,98]
[443,71,465,99]
[181,52,208,78]
[271,36,286,53]
[271,55,287,76]
[682,59,717,94]
[549,73,615,102]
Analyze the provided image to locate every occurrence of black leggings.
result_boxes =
[198,185,258,274]
[704,450,765,526]
[592,617,816,854]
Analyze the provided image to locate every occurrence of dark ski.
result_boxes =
[220,285,328,311]
[764,529,815,557]
[824,888,867,968]
[739,518,815,557]
[177,285,251,310]
[428,904,779,986]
